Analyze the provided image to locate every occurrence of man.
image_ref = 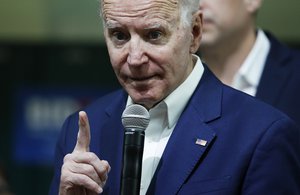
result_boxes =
[198,0,300,125]
[50,0,300,194]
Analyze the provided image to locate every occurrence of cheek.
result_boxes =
[218,6,239,26]
[108,54,119,72]
[106,38,123,65]
[107,48,125,73]
[171,41,190,64]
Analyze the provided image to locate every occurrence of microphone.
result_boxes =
[120,104,150,195]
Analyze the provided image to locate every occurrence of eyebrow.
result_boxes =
[105,21,120,29]
[144,23,162,30]
[105,21,164,31]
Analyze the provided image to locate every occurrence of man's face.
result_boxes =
[199,0,249,47]
[102,0,198,109]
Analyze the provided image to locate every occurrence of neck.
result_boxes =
[200,29,257,86]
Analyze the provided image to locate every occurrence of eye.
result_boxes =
[148,30,162,40]
[113,31,128,41]
[108,29,129,45]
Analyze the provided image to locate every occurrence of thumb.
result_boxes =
[74,111,91,152]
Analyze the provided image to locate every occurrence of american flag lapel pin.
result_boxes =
[195,138,207,147]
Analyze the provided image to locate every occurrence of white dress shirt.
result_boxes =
[232,29,271,96]
[126,55,204,195]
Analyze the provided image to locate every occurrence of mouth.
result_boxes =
[203,17,214,25]
[125,75,159,90]
[202,11,214,26]
[124,76,154,92]
[129,75,155,82]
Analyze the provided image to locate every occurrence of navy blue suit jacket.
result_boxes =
[49,67,300,194]
[256,32,300,126]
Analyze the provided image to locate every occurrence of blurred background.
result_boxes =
[0,0,300,194]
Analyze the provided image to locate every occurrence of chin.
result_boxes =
[131,93,160,108]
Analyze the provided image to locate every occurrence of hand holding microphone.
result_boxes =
[59,111,111,195]
[58,104,149,195]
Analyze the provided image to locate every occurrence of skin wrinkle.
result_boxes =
[105,20,174,34]
[102,0,201,109]
[102,0,179,23]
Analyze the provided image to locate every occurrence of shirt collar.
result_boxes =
[233,29,270,94]
[126,54,204,128]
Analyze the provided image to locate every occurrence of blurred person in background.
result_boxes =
[198,0,300,125]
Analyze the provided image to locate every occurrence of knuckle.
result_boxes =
[86,152,98,162]
[101,160,109,167]
[63,153,72,163]
[101,160,111,173]
[84,164,95,175]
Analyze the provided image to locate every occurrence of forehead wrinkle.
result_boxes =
[102,0,179,23]
[105,20,172,33]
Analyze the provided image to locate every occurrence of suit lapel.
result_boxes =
[256,33,292,105]
[147,67,222,195]
[97,90,127,195]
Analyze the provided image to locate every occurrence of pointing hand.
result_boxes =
[59,111,111,195]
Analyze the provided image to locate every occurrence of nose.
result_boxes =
[127,37,149,66]
[199,0,207,9]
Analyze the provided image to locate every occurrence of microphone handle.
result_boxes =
[120,130,145,195]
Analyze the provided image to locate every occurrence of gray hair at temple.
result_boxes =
[180,0,201,27]
[99,0,200,28]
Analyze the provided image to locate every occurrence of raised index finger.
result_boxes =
[74,111,91,152]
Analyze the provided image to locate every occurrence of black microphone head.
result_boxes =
[122,104,150,131]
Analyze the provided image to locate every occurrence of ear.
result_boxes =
[244,0,262,13]
[190,10,203,54]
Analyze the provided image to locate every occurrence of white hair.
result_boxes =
[99,0,200,27]
[180,0,201,27]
